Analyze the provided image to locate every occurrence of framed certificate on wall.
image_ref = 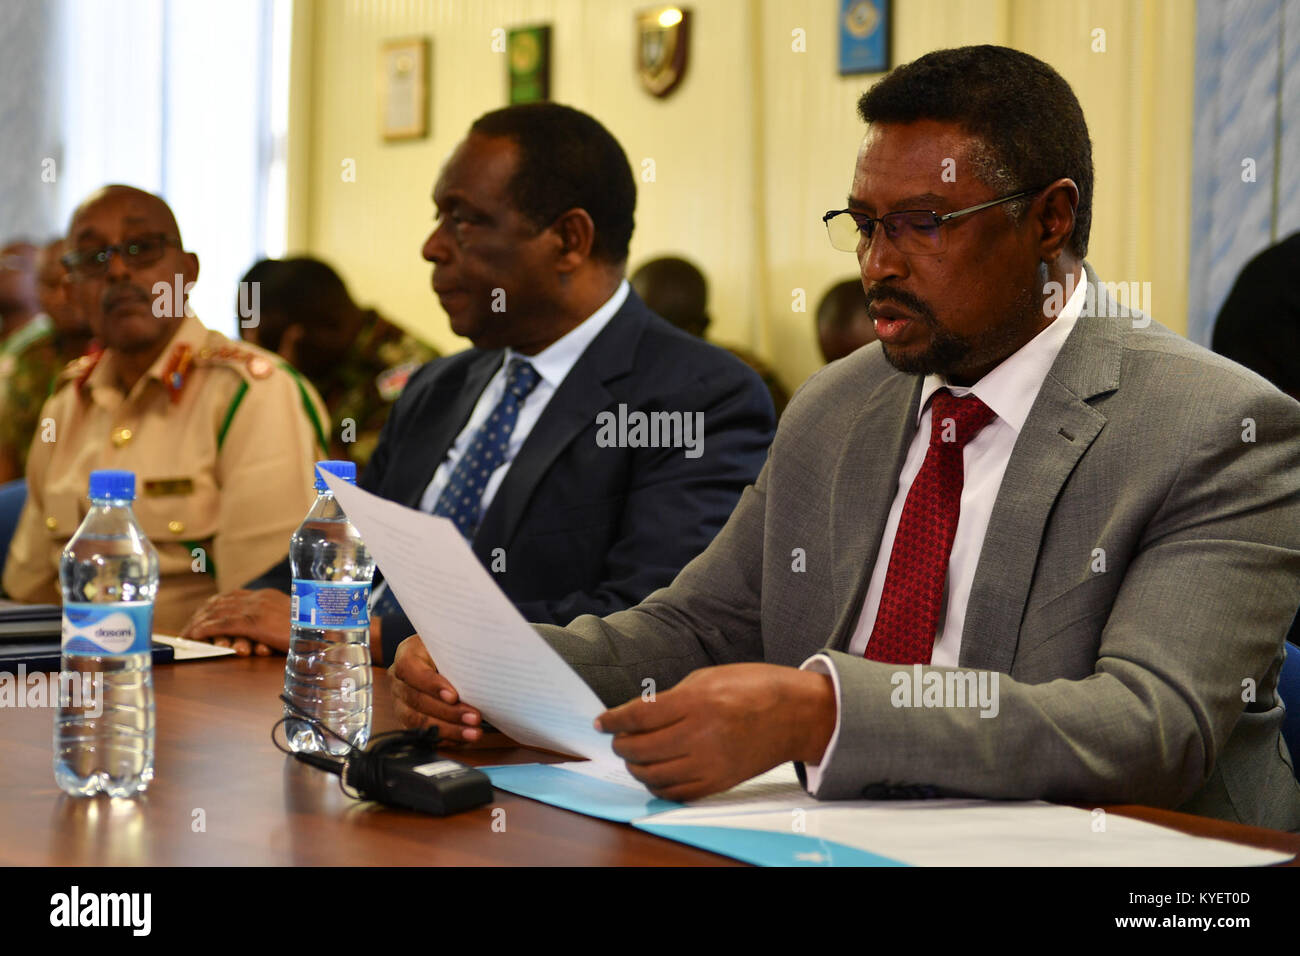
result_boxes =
[380,37,430,141]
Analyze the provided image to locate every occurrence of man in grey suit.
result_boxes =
[390,46,1300,830]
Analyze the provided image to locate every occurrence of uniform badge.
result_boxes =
[376,361,419,402]
[161,343,195,403]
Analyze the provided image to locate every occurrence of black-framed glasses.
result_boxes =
[61,234,182,279]
[822,185,1049,256]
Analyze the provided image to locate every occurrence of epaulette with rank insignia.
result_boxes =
[55,349,103,393]
[196,343,275,381]
[199,341,277,450]
[199,339,328,453]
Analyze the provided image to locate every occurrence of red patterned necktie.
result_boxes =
[864,390,997,664]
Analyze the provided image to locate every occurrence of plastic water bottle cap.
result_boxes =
[87,469,135,502]
[314,460,357,491]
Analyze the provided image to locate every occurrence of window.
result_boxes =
[58,0,292,338]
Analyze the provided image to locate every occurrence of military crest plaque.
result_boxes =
[637,6,691,98]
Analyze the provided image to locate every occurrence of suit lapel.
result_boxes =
[826,370,923,651]
[959,266,1123,670]
[471,294,646,560]
[396,352,500,509]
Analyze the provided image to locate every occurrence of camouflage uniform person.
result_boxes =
[321,309,435,467]
[237,257,436,469]
[0,238,96,482]
[0,317,60,474]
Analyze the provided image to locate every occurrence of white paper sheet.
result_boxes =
[152,633,237,660]
[550,759,649,790]
[322,473,621,765]
[645,763,1291,866]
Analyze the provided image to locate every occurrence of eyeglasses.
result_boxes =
[822,186,1048,256]
[61,234,182,279]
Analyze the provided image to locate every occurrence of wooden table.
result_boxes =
[2,655,1298,866]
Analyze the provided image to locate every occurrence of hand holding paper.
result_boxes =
[388,634,486,743]
[320,473,624,767]
[596,662,838,802]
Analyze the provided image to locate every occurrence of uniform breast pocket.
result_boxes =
[132,476,220,546]
[41,492,84,543]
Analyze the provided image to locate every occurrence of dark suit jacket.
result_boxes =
[251,289,775,662]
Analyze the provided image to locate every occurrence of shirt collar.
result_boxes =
[87,311,209,399]
[917,274,1087,433]
[502,279,629,389]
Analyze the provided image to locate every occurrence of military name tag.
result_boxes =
[143,477,194,497]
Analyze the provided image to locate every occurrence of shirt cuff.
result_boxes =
[798,653,843,797]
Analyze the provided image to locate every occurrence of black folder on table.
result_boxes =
[0,602,174,672]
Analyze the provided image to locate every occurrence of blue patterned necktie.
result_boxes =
[431,357,541,540]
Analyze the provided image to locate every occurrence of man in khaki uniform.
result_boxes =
[2,185,327,633]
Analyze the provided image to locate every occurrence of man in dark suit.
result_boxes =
[181,104,775,682]
[390,48,1300,828]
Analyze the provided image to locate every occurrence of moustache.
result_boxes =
[102,285,150,313]
[864,287,937,325]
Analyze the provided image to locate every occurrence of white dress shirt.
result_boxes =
[417,279,629,515]
[369,280,628,614]
[801,276,1087,792]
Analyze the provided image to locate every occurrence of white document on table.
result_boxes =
[321,473,621,767]
[639,764,1291,867]
[153,633,238,660]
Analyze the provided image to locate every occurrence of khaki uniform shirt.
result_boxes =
[3,313,329,633]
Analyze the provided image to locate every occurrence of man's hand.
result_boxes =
[180,589,292,657]
[595,663,837,802]
[389,635,485,743]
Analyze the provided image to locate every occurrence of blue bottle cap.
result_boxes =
[314,460,357,491]
[87,469,135,502]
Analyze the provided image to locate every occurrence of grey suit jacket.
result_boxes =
[536,270,1300,831]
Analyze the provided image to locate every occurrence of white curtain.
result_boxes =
[56,0,291,337]
[0,0,65,240]
[1189,0,1300,345]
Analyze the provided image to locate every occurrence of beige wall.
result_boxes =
[289,0,1195,392]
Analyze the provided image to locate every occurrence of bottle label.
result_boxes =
[291,580,371,629]
[61,602,154,656]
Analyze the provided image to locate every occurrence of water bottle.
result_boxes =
[284,460,375,755]
[54,469,160,798]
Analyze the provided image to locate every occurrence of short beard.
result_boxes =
[870,273,1041,382]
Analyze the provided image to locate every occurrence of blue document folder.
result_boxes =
[634,821,906,867]
[483,762,907,866]
[483,763,682,823]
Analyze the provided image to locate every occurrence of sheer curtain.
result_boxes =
[0,0,65,240]
[57,0,291,338]
[1188,0,1300,346]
